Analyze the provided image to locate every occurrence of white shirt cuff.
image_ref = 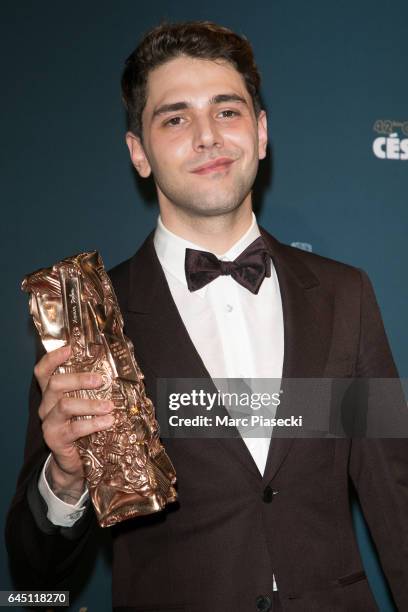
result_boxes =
[38,454,89,527]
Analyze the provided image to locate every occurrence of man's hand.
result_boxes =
[35,345,114,503]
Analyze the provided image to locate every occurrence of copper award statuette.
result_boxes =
[22,251,177,527]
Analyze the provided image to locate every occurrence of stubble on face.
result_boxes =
[148,147,259,219]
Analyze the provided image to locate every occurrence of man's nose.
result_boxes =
[192,116,224,151]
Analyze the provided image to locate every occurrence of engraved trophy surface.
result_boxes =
[22,251,177,527]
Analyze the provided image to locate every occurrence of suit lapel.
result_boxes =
[125,231,210,379]
[260,229,334,484]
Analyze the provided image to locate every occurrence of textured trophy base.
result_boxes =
[92,482,177,528]
[84,445,178,528]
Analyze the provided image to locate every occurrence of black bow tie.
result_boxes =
[184,236,272,294]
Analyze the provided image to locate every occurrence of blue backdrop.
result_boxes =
[1,1,407,610]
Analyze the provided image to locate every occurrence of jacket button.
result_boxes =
[256,595,272,611]
[262,485,276,503]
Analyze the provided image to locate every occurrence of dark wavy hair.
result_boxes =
[121,21,262,138]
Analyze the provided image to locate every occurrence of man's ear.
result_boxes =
[125,132,152,177]
[257,110,268,160]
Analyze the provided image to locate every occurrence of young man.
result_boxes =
[6,21,407,612]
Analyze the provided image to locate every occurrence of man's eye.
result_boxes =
[164,116,183,126]
[219,109,239,118]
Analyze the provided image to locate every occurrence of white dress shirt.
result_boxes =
[39,214,284,592]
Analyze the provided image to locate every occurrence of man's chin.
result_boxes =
[157,180,252,218]
[181,199,244,218]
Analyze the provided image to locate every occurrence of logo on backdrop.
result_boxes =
[372,120,408,160]
[291,242,313,252]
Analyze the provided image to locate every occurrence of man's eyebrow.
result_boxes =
[211,93,248,106]
[152,101,191,118]
[152,94,248,119]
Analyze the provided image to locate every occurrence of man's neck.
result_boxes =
[158,200,254,255]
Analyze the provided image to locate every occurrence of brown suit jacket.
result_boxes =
[6,228,408,612]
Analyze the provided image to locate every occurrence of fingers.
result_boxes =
[42,397,115,449]
[47,396,113,424]
[39,371,105,420]
[35,347,117,478]
[34,345,71,391]
[64,412,115,446]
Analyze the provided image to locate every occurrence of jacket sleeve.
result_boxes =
[5,361,96,590]
[349,269,408,610]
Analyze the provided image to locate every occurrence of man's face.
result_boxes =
[127,55,267,218]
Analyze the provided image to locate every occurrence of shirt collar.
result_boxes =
[153,212,261,292]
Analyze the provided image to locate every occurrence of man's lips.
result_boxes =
[191,157,235,175]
